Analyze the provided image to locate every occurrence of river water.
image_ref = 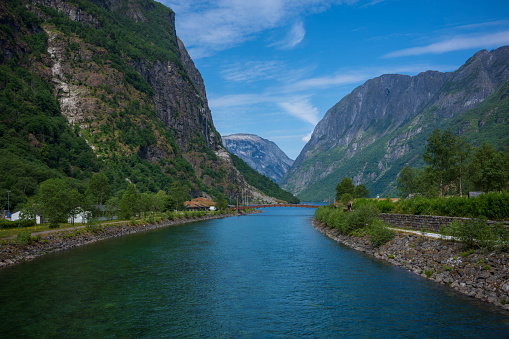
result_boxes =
[1,207,508,338]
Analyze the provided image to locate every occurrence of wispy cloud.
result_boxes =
[221,60,286,82]
[301,131,313,142]
[362,0,387,7]
[162,0,353,58]
[383,30,509,58]
[283,63,456,92]
[270,21,306,49]
[453,20,509,31]
[278,97,320,125]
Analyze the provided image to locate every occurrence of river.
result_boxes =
[0,207,508,337]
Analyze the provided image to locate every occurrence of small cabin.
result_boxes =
[184,197,216,211]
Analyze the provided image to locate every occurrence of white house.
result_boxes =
[68,208,92,224]
[8,210,42,224]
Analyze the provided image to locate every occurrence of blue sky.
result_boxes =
[160,0,509,160]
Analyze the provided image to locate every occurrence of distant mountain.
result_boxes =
[222,134,294,183]
[281,46,509,201]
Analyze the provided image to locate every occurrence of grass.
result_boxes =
[0,210,230,239]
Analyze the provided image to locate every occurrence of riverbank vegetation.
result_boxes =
[352,191,509,220]
[0,208,239,241]
[445,218,509,252]
[315,205,395,247]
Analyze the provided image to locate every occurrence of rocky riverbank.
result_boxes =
[313,220,509,312]
[0,211,258,268]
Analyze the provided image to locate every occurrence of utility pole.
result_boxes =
[6,190,11,218]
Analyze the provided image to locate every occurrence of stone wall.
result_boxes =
[379,213,509,232]
[313,220,509,312]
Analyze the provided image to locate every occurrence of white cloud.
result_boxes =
[383,30,509,58]
[270,21,306,49]
[283,63,456,92]
[221,60,286,82]
[209,93,267,108]
[278,97,320,125]
[301,131,313,142]
[162,0,352,58]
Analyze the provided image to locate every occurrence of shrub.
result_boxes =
[0,219,36,229]
[49,222,59,229]
[345,204,379,233]
[86,217,101,233]
[375,199,395,213]
[391,191,509,220]
[368,219,395,247]
[16,231,33,245]
[448,218,509,251]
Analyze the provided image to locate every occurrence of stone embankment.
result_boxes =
[313,220,509,312]
[0,211,256,268]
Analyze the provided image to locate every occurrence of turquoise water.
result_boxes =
[1,207,508,338]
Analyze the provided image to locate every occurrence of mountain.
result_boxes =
[0,0,297,209]
[281,46,509,201]
[222,134,294,184]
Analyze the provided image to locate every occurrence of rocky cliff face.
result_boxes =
[222,134,294,183]
[2,0,277,201]
[281,46,509,200]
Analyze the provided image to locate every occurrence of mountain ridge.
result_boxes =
[281,46,509,201]
[222,133,294,184]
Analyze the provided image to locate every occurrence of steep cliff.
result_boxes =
[222,134,294,184]
[0,0,294,206]
[281,46,509,200]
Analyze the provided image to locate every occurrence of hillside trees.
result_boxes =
[422,129,458,197]
[335,177,370,201]
[397,129,509,197]
[86,173,111,205]
[38,178,85,226]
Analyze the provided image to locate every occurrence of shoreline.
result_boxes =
[0,210,260,268]
[313,219,509,312]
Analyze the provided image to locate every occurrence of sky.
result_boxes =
[160,0,509,160]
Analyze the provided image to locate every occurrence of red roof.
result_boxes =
[184,197,216,208]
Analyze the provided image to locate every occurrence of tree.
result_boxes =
[340,193,353,208]
[153,190,167,213]
[86,173,111,205]
[353,184,370,198]
[422,129,458,197]
[468,143,508,192]
[119,184,140,219]
[397,165,416,198]
[67,188,85,226]
[168,182,191,210]
[38,178,74,226]
[335,177,354,201]
[455,136,471,197]
[215,197,228,210]
[19,202,36,226]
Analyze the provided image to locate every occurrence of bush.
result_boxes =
[0,219,36,229]
[392,191,509,220]
[16,231,39,245]
[448,218,509,251]
[368,219,395,247]
[374,199,395,213]
[49,223,59,229]
[345,204,379,233]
